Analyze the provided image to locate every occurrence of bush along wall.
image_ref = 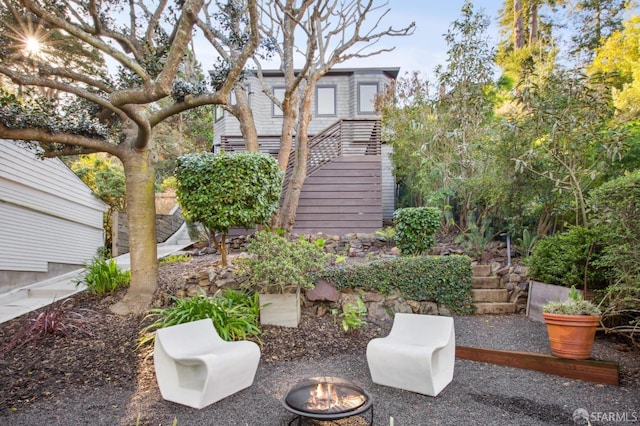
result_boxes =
[318,255,474,315]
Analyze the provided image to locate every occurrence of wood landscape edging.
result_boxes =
[455,345,619,386]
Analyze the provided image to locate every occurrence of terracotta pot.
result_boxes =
[542,312,601,360]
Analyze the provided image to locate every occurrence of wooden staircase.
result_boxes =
[472,264,517,314]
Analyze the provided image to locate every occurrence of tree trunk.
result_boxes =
[270,89,298,229]
[279,83,314,232]
[232,86,259,152]
[514,0,525,49]
[110,148,158,316]
[529,0,539,45]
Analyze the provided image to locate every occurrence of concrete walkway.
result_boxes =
[0,224,194,324]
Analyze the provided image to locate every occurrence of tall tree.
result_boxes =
[428,1,497,229]
[255,0,415,232]
[497,0,562,80]
[570,0,628,60]
[0,0,258,315]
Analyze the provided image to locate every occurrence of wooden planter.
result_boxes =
[542,312,601,360]
[259,289,301,328]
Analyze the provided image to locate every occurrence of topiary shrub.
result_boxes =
[393,207,441,255]
[319,255,474,315]
[175,152,283,266]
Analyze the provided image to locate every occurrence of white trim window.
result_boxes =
[214,104,224,122]
[358,83,378,114]
[272,86,285,117]
[316,85,336,116]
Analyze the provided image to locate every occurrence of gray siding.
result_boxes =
[0,139,107,292]
[213,67,398,151]
[381,144,396,219]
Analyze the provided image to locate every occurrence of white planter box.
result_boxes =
[259,291,300,327]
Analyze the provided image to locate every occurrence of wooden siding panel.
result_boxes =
[296,205,380,214]
[292,155,382,234]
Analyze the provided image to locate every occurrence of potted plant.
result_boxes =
[235,231,328,327]
[542,286,601,360]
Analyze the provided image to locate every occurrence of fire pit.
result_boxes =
[282,377,373,425]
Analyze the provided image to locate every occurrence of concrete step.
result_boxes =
[474,302,517,315]
[472,288,510,303]
[472,276,501,289]
[472,264,492,277]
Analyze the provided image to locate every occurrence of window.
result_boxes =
[214,105,224,122]
[272,86,285,117]
[316,86,336,116]
[358,83,378,114]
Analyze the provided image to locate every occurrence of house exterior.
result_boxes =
[213,67,398,234]
[0,139,108,293]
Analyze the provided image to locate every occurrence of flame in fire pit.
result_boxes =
[285,377,367,415]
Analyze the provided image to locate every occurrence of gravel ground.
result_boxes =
[3,315,639,426]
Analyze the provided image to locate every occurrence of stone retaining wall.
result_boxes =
[173,233,532,319]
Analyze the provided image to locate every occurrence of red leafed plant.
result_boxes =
[1,298,93,354]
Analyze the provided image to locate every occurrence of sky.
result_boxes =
[192,0,506,81]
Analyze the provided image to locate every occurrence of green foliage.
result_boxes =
[588,170,640,345]
[455,213,494,259]
[69,154,126,249]
[159,254,191,266]
[139,288,261,347]
[340,298,367,332]
[543,286,602,316]
[511,69,625,227]
[1,299,91,354]
[75,257,130,295]
[598,282,640,347]
[235,231,328,294]
[375,226,395,246]
[175,152,283,234]
[528,226,608,290]
[320,255,474,315]
[514,228,540,261]
[393,207,441,255]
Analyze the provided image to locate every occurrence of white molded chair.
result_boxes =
[154,318,261,409]
[366,313,455,396]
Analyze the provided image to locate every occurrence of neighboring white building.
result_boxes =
[0,139,108,293]
[213,67,399,233]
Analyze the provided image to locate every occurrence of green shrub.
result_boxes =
[393,207,441,255]
[235,231,328,294]
[528,226,608,290]
[588,170,640,345]
[340,298,367,332]
[139,288,261,347]
[320,255,474,315]
[75,257,130,294]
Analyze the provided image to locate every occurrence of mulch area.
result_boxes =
[0,253,389,415]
